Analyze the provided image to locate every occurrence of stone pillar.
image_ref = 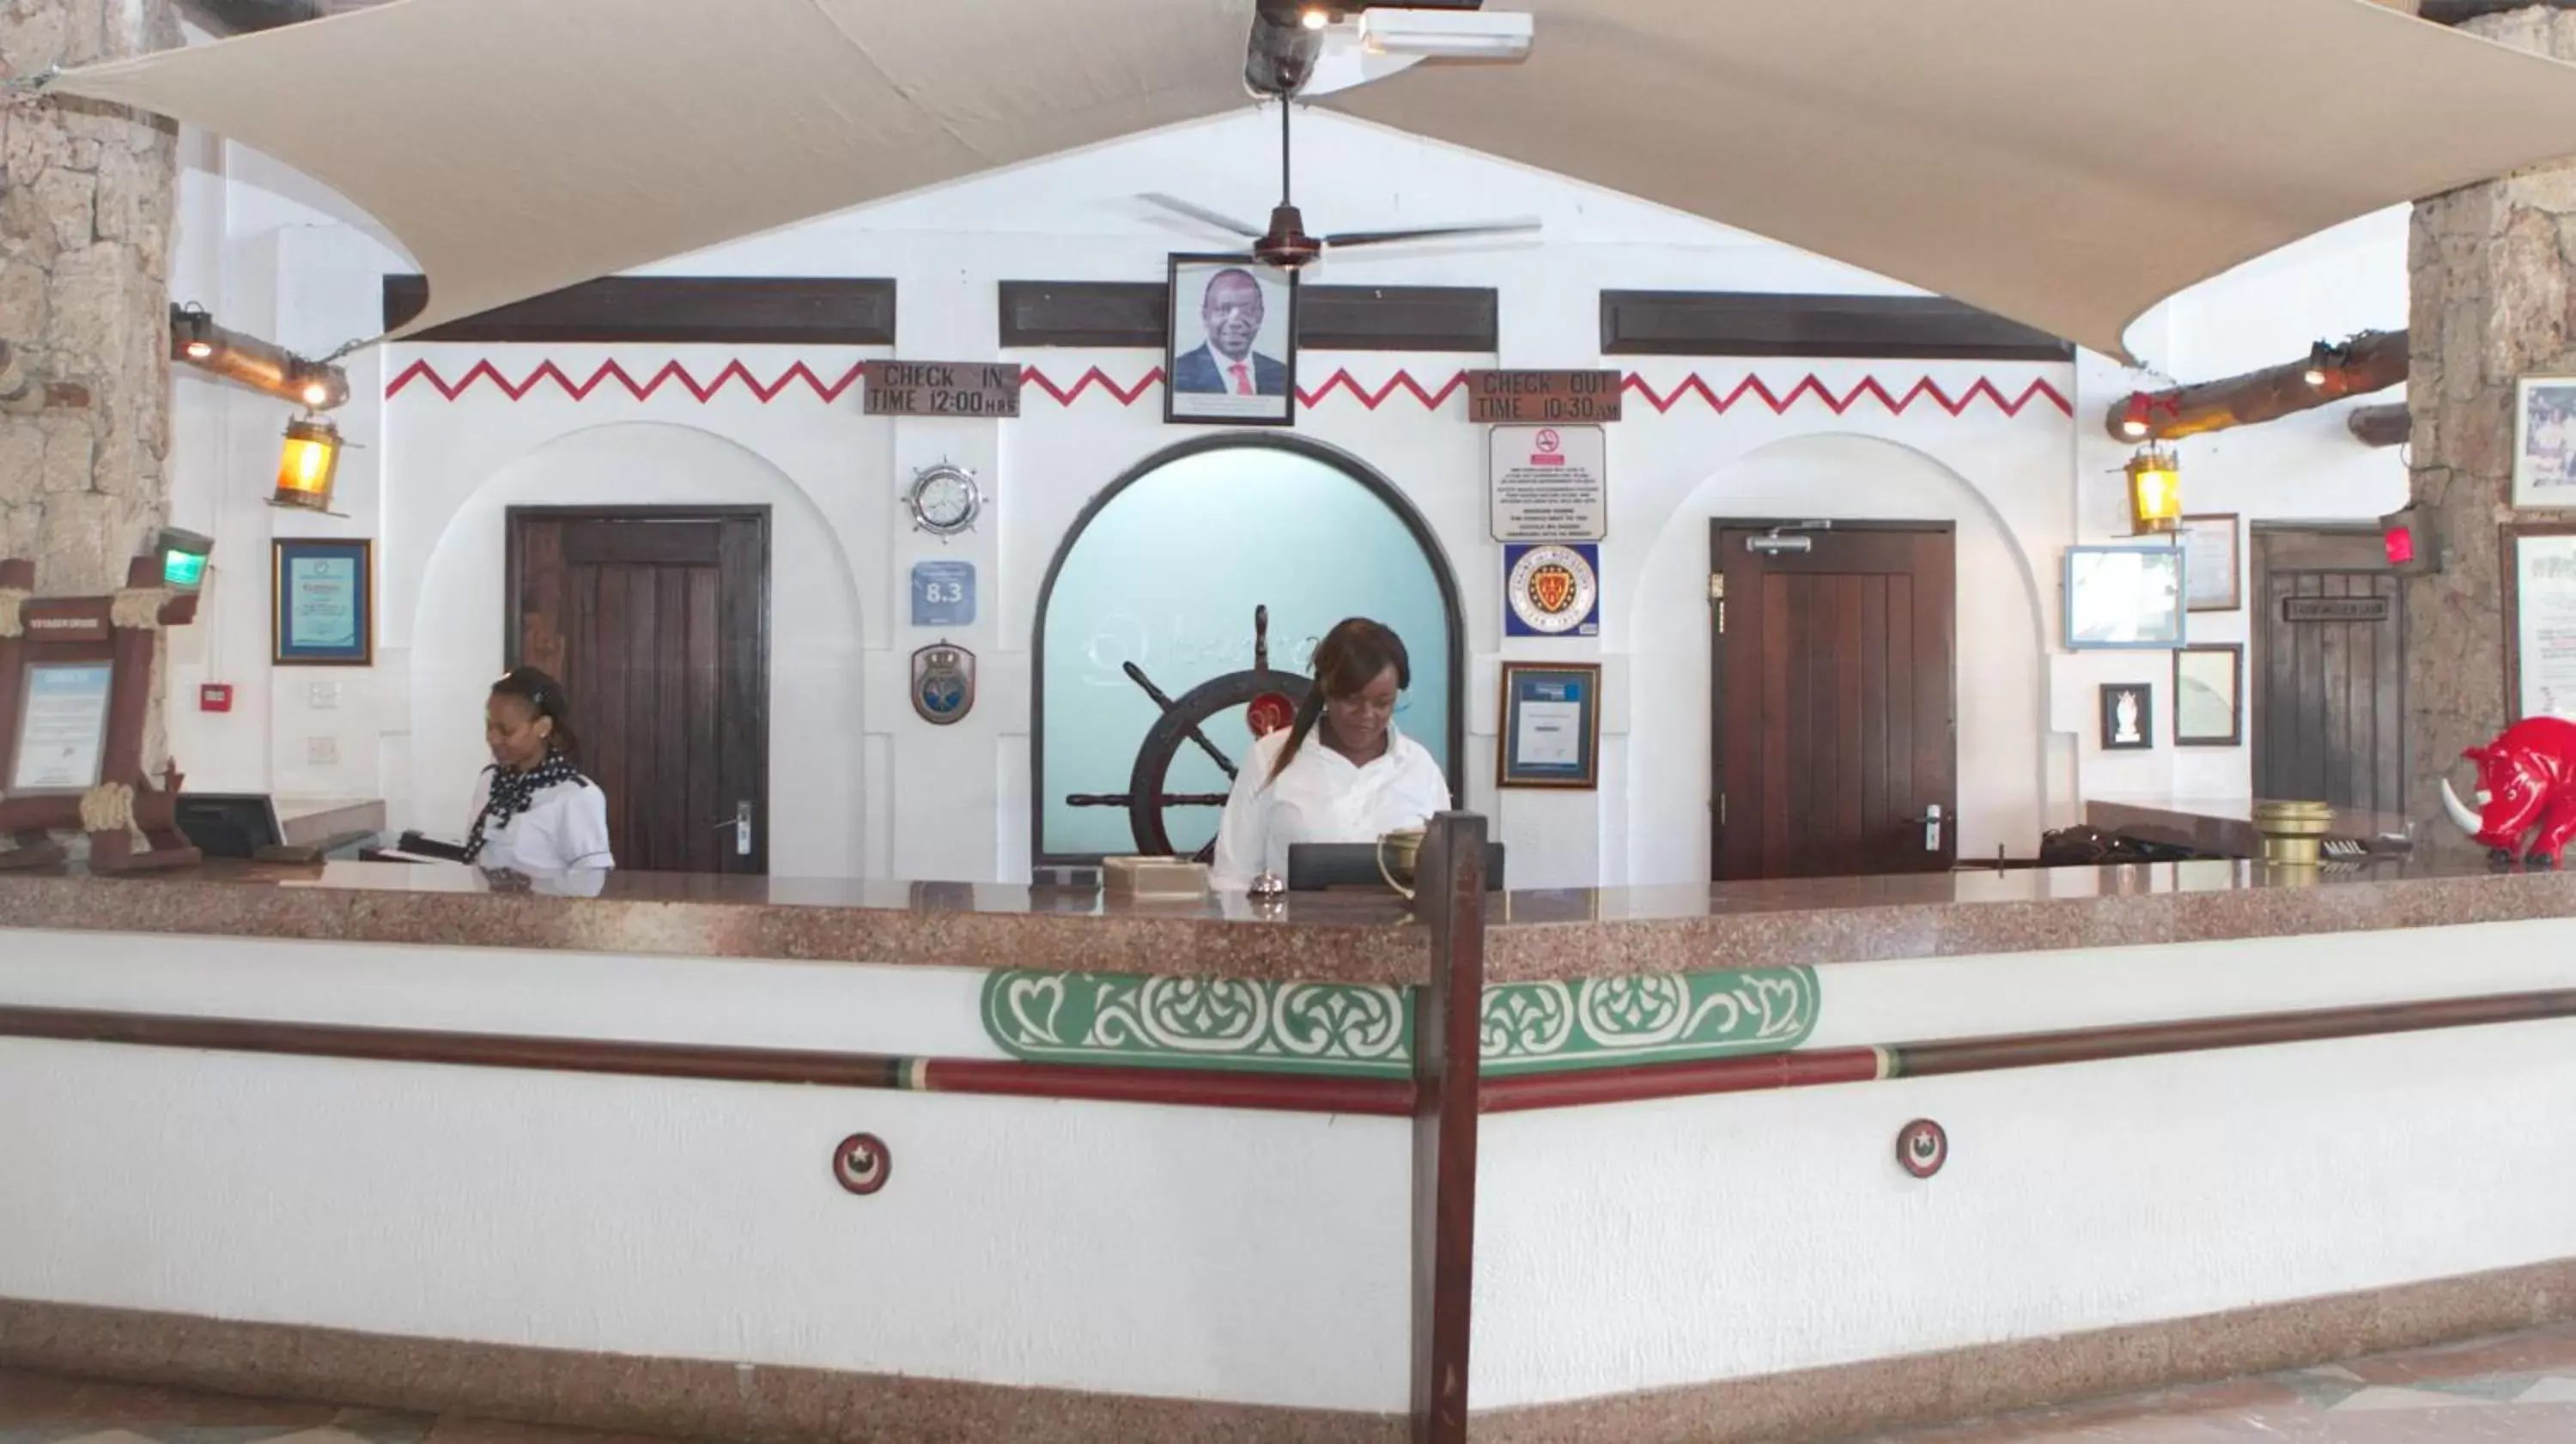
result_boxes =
[2404,8,2576,852]
[0,0,180,762]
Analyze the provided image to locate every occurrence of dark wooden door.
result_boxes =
[506,508,769,874]
[1712,521,1957,880]
[2251,525,2405,815]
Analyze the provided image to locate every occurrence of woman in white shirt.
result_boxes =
[1211,617,1449,890]
[464,666,615,875]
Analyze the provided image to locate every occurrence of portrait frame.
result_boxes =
[2063,543,2187,652]
[2513,376,2576,510]
[1497,661,1601,790]
[270,537,374,667]
[1163,252,1298,428]
[2098,683,2154,751]
[2178,513,2241,613]
[2172,643,2244,748]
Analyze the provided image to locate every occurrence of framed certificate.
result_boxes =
[272,538,374,665]
[1498,661,1601,789]
[8,659,112,795]
[2506,525,2576,721]
[2178,513,2240,612]
[2063,544,2186,651]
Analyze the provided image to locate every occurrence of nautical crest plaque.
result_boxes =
[911,643,976,725]
[1504,543,1601,637]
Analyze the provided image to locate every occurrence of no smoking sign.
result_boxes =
[1489,424,1606,543]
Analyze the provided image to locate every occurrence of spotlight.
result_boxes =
[1300,4,1329,28]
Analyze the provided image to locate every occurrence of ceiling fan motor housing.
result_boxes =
[1257,204,1325,268]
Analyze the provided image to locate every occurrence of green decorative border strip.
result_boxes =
[980,968,1819,1078]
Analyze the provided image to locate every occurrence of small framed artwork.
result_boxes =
[2178,513,2240,612]
[2172,644,2244,747]
[2098,683,2153,751]
[1163,253,1297,427]
[2514,376,2576,509]
[2505,524,2576,720]
[2063,544,2186,651]
[271,537,374,666]
[1498,661,1601,789]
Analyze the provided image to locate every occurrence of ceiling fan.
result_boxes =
[1141,96,1539,270]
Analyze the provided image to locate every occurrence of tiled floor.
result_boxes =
[1873,1318,2576,1442]
[12,1321,2576,1442]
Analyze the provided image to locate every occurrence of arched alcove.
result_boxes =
[1624,434,2050,883]
[409,422,866,876]
[1031,434,1466,863]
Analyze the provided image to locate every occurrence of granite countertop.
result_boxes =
[5,854,2574,984]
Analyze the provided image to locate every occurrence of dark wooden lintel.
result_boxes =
[996,280,1499,352]
[383,276,897,346]
[1601,290,2072,361]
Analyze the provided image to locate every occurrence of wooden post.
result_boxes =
[1411,810,1485,1444]
[2349,403,2411,448]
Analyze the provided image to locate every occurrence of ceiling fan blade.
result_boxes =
[1139,192,1266,240]
[1323,218,1545,248]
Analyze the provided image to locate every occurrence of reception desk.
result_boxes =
[4,841,2576,1444]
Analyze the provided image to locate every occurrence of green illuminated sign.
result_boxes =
[161,548,207,589]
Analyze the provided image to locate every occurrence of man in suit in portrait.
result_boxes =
[1170,266,1287,396]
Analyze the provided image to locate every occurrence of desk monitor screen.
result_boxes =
[1286,841,1505,892]
[173,793,283,860]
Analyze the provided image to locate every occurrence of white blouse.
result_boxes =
[466,769,616,873]
[1210,724,1450,890]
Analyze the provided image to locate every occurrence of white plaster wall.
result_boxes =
[11,917,2576,1409]
[160,111,2416,883]
[0,1038,1413,1411]
[403,421,866,877]
[1475,1013,2576,1406]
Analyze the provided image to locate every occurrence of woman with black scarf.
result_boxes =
[463,666,613,873]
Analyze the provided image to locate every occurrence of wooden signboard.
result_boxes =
[1464,369,1624,424]
[862,360,1024,418]
[0,555,203,872]
[2281,596,2392,623]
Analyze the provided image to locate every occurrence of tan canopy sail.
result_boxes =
[46,0,2576,357]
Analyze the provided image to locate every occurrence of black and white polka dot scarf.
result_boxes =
[464,753,586,864]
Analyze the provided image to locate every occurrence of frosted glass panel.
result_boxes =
[1041,446,1454,859]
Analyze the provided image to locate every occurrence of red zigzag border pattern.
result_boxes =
[383,359,2073,419]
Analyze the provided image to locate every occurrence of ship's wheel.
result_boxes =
[1065,606,1310,860]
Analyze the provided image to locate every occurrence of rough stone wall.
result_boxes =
[0,0,180,774]
[2404,9,2576,852]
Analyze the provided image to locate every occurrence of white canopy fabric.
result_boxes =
[46,0,2576,357]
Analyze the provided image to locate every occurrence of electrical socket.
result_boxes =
[306,737,339,766]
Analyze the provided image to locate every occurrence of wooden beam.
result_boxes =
[2102,329,2408,441]
[2349,403,2411,448]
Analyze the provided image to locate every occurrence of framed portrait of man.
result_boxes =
[1164,253,1297,427]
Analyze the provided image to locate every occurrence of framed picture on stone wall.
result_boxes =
[2512,376,2576,509]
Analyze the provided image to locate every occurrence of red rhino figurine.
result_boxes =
[2441,715,2576,867]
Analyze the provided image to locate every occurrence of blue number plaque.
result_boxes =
[911,560,977,628]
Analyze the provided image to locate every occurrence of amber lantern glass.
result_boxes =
[274,416,342,511]
[2125,445,2182,535]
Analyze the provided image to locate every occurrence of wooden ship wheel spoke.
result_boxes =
[1064,605,1309,861]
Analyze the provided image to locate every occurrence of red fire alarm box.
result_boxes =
[198,683,233,713]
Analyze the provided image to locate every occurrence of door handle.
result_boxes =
[1909,804,1944,852]
[711,801,753,857]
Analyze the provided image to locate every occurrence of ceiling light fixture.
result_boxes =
[1358,7,1534,60]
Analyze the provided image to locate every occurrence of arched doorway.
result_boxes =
[1032,435,1465,864]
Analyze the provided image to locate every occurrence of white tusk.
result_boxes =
[2441,778,2485,836]
[2477,788,2494,806]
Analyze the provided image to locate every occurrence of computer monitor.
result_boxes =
[173,793,283,860]
[1285,841,1506,893]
